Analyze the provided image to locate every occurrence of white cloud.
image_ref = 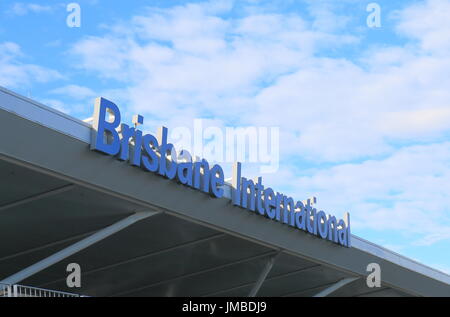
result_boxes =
[66,0,450,247]
[305,0,353,32]
[50,84,96,100]
[282,142,450,244]
[70,36,135,81]
[0,42,62,88]
[9,3,53,16]
[69,0,450,163]
[379,107,450,138]
[396,0,450,54]
[69,1,358,130]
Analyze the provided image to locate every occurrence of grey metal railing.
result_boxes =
[0,283,83,297]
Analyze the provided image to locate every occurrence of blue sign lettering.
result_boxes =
[90,97,351,247]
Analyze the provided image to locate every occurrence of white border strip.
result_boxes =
[352,235,450,285]
[0,86,90,143]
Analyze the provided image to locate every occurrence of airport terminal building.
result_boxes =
[0,86,449,297]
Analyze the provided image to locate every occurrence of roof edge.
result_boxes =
[1,85,449,287]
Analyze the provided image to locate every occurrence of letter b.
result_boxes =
[91,97,121,156]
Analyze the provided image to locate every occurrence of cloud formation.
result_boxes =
[2,0,449,255]
[0,42,62,88]
[65,0,450,248]
[9,3,53,16]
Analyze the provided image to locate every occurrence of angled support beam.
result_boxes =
[112,250,278,297]
[248,252,280,297]
[37,233,226,289]
[203,264,321,297]
[313,277,359,297]
[0,230,98,263]
[0,210,160,285]
[0,184,75,213]
[281,280,343,297]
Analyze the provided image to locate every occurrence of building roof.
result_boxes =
[1,86,449,297]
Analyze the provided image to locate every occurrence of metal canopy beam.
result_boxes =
[111,250,278,297]
[0,229,97,263]
[248,253,279,297]
[280,280,342,297]
[36,233,226,289]
[313,277,359,297]
[0,184,75,213]
[202,264,321,297]
[0,211,160,285]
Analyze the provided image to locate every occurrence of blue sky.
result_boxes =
[1,0,450,274]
